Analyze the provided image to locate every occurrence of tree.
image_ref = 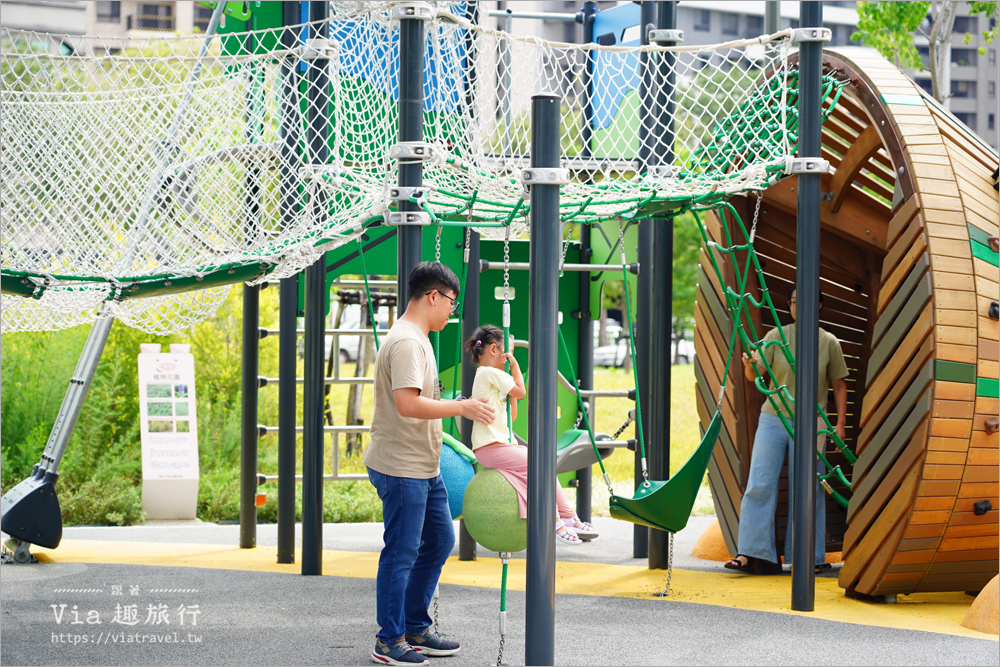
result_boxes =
[852,1,998,106]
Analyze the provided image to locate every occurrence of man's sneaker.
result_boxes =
[371,636,429,666]
[404,628,461,657]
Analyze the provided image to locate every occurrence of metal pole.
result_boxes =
[239,13,263,551]
[302,0,330,576]
[792,0,823,612]
[396,10,426,312]
[525,93,561,667]
[575,0,598,525]
[276,0,301,565]
[765,1,781,34]
[459,231,481,561]
[648,0,677,571]
[632,0,658,560]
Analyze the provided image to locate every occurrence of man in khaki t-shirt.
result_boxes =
[363,262,493,666]
[726,287,848,574]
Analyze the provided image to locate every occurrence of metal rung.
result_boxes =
[257,424,370,437]
[259,327,382,338]
[259,472,368,482]
[259,376,373,387]
[481,261,640,275]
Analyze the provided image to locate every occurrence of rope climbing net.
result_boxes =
[1,1,843,334]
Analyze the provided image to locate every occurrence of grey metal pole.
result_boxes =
[396,11,426,313]
[648,0,677,571]
[632,0,658,560]
[525,93,561,667]
[459,231,481,561]
[792,0,823,612]
[575,0,598,525]
[302,0,331,576]
[276,0,301,565]
[239,12,263,552]
[766,1,781,34]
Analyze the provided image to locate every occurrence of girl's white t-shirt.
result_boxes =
[470,365,517,450]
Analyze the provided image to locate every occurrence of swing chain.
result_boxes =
[496,634,505,667]
[748,189,763,244]
[559,220,576,274]
[655,532,675,598]
[612,411,634,440]
[502,224,511,301]
[434,222,443,261]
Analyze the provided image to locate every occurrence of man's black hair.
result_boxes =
[787,285,824,306]
[407,261,461,302]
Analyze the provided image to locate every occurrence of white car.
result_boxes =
[593,335,694,367]
[327,303,388,363]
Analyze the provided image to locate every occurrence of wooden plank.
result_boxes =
[830,124,887,214]
[929,419,972,439]
[923,451,966,465]
[934,380,977,402]
[977,359,999,380]
[922,208,970,226]
[858,334,932,436]
[966,448,999,466]
[933,548,1000,563]
[861,304,932,415]
[928,436,968,451]
[889,549,936,565]
[980,338,999,361]
[937,343,978,364]
[840,466,918,589]
[857,362,932,460]
[975,396,998,415]
[899,536,943,550]
[938,535,999,551]
[959,481,1000,498]
[915,177,961,198]
[904,520,947,536]
[918,479,962,496]
[935,325,977,346]
[935,308,977,328]
[927,222,971,241]
[856,521,909,595]
[911,163,955,180]
[707,469,738,556]
[932,399,976,419]
[926,560,999,574]
[927,237,973,260]
[697,266,733,340]
[845,429,924,545]
[872,256,930,347]
[944,523,999,539]
[854,392,931,492]
[918,193,964,212]
[868,274,932,384]
[920,464,964,480]
[880,233,926,310]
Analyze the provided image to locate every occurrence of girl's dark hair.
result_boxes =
[787,286,824,306]
[464,324,504,363]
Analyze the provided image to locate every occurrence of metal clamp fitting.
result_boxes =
[651,165,682,179]
[299,37,338,60]
[388,186,427,203]
[783,156,830,175]
[387,211,432,226]
[389,142,436,161]
[648,29,684,44]
[390,3,435,21]
[792,27,832,43]
[520,167,571,185]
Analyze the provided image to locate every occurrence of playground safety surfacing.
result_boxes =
[2,517,996,667]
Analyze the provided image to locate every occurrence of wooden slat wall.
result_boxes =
[832,47,1000,597]
[697,47,998,595]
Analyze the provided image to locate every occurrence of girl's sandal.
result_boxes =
[566,516,599,540]
[555,520,582,546]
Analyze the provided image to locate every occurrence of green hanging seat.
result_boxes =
[609,410,723,534]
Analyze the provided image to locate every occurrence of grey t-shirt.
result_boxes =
[363,319,443,479]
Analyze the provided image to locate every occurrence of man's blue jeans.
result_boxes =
[367,468,455,643]
[737,412,826,564]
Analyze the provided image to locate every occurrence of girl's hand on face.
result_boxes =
[504,352,519,368]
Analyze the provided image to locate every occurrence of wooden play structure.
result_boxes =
[698,48,999,598]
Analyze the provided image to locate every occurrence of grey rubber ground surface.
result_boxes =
[2,517,997,666]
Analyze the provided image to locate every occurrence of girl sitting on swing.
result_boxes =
[464,324,599,545]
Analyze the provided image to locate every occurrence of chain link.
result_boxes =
[496,634,505,666]
[502,223,511,302]
[434,222,443,261]
[748,190,763,244]
[559,220,576,275]
[612,412,634,440]
[433,592,439,634]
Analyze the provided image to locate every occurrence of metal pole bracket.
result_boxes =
[390,3,435,21]
[784,156,830,175]
[389,186,428,203]
[299,37,338,60]
[389,142,437,161]
[792,27,832,43]
[521,167,571,186]
[648,29,684,44]
[388,211,432,226]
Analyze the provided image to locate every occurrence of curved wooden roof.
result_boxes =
[697,47,999,597]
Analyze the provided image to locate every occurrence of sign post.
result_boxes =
[138,344,200,520]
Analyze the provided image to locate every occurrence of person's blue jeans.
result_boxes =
[367,468,455,643]
[737,412,826,564]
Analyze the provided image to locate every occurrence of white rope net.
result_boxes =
[1,2,818,334]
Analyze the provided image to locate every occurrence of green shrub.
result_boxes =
[59,475,145,526]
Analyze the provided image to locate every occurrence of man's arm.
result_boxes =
[831,377,847,442]
[393,387,495,425]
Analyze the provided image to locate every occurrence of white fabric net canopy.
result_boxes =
[1,1,825,334]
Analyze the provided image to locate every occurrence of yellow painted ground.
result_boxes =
[33,539,996,641]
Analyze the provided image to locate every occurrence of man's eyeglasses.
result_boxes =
[427,290,460,314]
